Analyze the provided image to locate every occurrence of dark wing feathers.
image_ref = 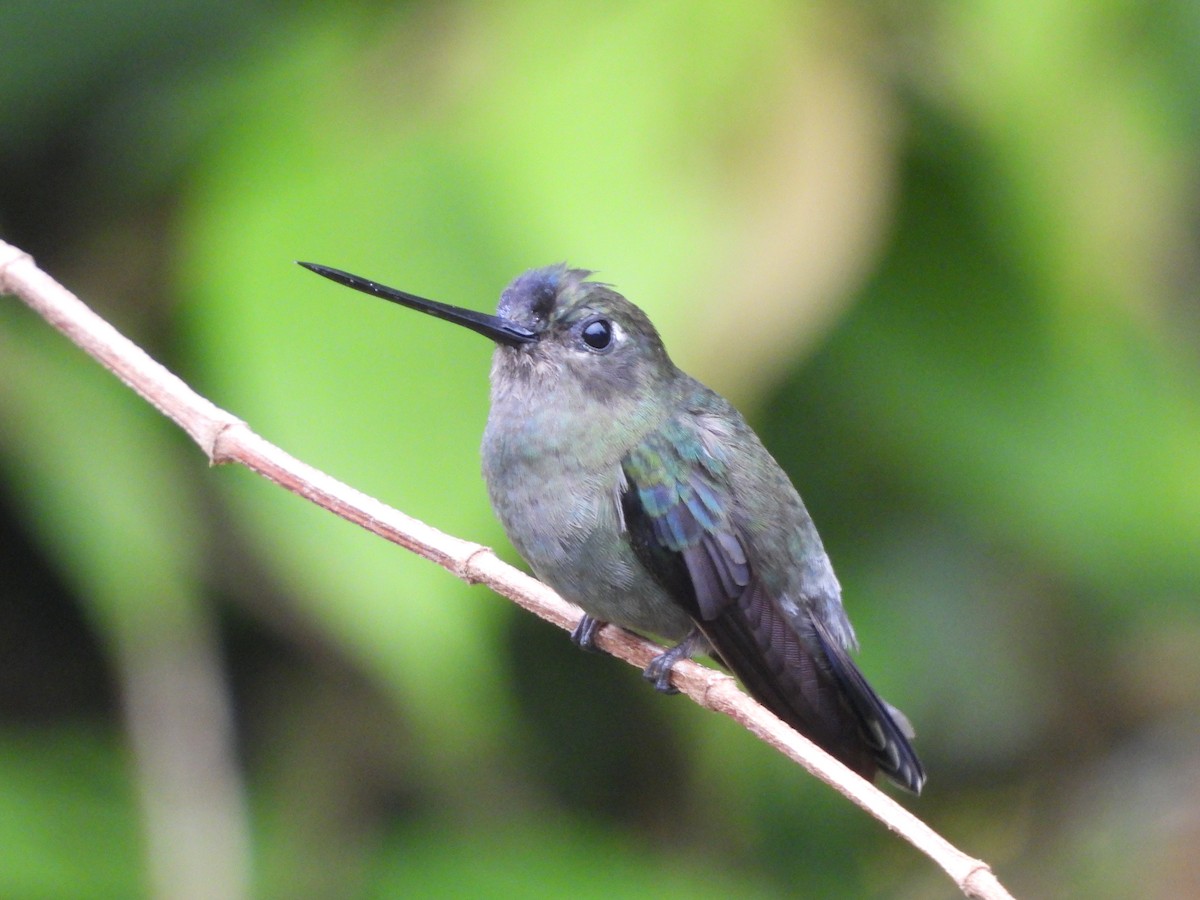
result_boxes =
[810,617,926,792]
[622,423,925,794]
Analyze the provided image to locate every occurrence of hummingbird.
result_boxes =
[300,261,925,794]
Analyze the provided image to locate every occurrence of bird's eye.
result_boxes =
[580,317,614,351]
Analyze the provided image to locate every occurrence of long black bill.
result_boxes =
[298,262,538,347]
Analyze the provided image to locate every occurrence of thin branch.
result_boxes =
[0,239,1014,900]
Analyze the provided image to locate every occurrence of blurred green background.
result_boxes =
[3,1,1199,897]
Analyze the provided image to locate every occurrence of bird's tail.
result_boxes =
[697,580,925,794]
[809,617,926,794]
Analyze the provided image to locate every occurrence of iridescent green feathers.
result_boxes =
[620,397,925,793]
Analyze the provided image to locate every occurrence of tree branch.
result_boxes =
[0,239,1014,900]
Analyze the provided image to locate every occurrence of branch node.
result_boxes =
[207,418,249,466]
[699,668,734,711]
[454,543,493,584]
[961,863,1003,899]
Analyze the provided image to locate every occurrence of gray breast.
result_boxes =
[482,431,693,641]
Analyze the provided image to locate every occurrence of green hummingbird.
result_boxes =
[300,261,925,793]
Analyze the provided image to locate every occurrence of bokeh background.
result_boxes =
[3,2,1200,897]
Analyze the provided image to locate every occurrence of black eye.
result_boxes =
[580,317,613,351]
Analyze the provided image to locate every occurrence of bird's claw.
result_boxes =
[643,652,681,694]
[643,629,706,695]
[570,615,604,652]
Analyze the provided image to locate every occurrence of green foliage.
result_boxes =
[0,728,142,898]
[3,1,1200,897]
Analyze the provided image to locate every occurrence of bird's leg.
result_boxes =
[570,614,605,652]
[643,628,706,695]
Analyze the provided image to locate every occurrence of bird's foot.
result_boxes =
[643,629,705,695]
[570,615,605,652]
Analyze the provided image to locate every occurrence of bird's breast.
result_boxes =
[480,413,693,640]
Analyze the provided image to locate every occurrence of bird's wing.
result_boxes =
[621,420,925,793]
